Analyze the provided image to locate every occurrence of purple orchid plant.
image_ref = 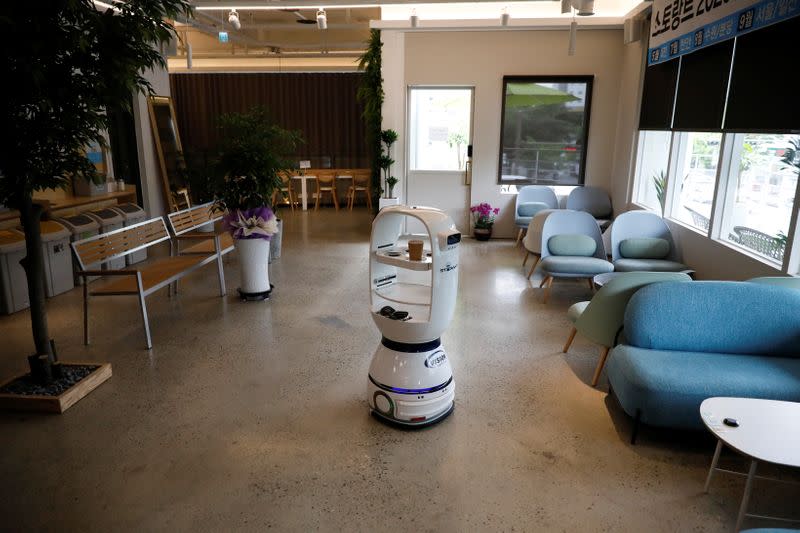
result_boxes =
[470,202,500,229]
[223,206,279,241]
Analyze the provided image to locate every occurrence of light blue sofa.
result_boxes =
[606,281,800,441]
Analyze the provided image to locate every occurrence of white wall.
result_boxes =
[382,28,628,238]
[132,63,171,217]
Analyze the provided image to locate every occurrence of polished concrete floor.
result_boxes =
[0,208,796,532]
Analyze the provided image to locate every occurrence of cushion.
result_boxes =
[548,234,597,257]
[517,201,549,218]
[567,301,589,323]
[540,256,614,276]
[606,345,800,429]
[613,259,689,272]
[625,281,800,357]
[619,237,670,259]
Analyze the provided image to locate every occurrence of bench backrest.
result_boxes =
[625,281,800,357]
[71,217,170,270]
[167,202,222,237]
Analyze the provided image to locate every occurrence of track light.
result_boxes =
[568,19,577,55]
[228,9,241,30]
[500,7,510,26]
[187,43,193,69]
[316,8,327,29]
[410,9,419,27]
[577,0,594,16]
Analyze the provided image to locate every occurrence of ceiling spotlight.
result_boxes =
[410,9,419,27]
[577,0,594,16]
[501,7,510,26]
[228,9,241,30]
[316,9,327,30]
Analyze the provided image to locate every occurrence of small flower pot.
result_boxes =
[473,227,492,241]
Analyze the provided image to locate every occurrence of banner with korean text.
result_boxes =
[648,0,800,65]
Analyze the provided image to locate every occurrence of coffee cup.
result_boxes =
[408,239,424,261]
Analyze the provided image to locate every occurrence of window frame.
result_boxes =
[496,75,594,187]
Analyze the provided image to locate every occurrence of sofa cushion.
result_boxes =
[607,345,800,429]
[548,234,597,257]
[540,256,614,276]
[613,258,688,272]
[517,201,549,218]
[619,237,670,259]
[625,281,800,357]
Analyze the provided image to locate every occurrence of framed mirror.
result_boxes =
[147,96,189,211]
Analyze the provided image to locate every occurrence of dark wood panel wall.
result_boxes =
[169,72,368,168]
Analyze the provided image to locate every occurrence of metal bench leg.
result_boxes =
[215,236,226,296]
[136,273,152,349]
[83,282,90,345]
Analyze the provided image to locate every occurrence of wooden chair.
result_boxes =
[315,170,339,211]
[272,172,296,211]
[347,170,372,210]
[335,169,354,208]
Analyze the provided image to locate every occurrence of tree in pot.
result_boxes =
[0,0,191,384]
[211,107,303,300]
[380,129,398,198]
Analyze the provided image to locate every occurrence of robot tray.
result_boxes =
[374,249,432,271]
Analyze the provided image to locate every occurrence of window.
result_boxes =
[669,132,722,232]
[720,134,799,263]
[408,88,472,171]
[497,76,593,186]
[633,131,672,214]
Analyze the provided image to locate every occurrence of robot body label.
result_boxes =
[425,350,448,368]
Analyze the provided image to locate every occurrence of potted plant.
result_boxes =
[470,202,500,241]
[0,1,191,409]
[212,107,303,300]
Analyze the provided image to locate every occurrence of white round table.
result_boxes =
[700,397,800,531]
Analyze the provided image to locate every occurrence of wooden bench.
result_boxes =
[71,217,225,349]
[167,203,234,289]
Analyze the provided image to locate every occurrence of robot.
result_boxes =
[367,205,461,427]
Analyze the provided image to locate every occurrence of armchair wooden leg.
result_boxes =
[563,327,577,353]
[587,278,594,291]
[515,228,523,246]
[522,251,529,267]
[591,346,610,387]
[542,276,554,304]
[527,256,540,279]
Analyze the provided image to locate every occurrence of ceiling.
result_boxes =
[171,0,646,71]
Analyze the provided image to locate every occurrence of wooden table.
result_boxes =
[701,397,800,531]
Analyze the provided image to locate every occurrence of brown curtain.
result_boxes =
[169,72,368,168]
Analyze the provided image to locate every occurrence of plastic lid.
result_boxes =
[59,214,99,231]
[39,220,71,242]
[88,209,123,224]
[0,229,25,253]
[114,203,143,214]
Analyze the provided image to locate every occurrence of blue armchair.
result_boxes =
[538,210,614,303]
[610,211,690,272]
[566,186,613,231]
[515,186,558,245]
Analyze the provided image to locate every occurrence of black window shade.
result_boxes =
[724,15,800,133]
[638,58,679,130]
[673,40,734,131]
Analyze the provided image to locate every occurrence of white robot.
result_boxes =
[367,205,461,427]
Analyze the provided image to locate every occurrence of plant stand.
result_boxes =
[473,227,492,241]
[0,362,112,414]
[235,238,272,301]
[379,197,400,210]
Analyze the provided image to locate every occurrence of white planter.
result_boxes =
[235,238,271,295]
[269,219,282,263]
[379,197,400,210]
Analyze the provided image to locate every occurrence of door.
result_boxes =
[405,87,474,234]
